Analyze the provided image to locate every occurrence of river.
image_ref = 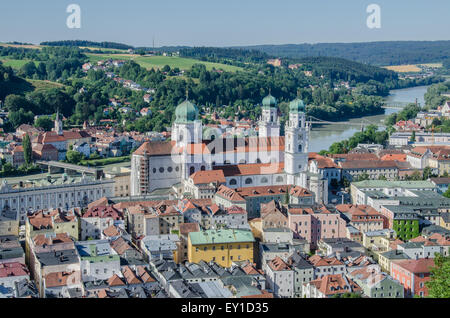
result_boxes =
[308,85,431,153]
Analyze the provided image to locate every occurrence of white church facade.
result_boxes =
[130,94,328,204]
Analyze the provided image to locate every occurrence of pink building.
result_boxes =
[288,206,347,249]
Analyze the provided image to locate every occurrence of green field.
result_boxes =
[26,79,65,91]
[86,53,243,72]
[0,58,39,69]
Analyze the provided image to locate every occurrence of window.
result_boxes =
[159,167,164,173]
[229,179,237,185]
[276,176,284,182]
[245,178,253,185]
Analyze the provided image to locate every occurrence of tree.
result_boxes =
[426,254,450,298]
[66,150,83,164]
[422,166,433,180]
[443,185,450,199]
[34,116,54,131]
[410,131,416,143]
[22,134,32,166]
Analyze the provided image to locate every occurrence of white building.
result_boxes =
[265,256,294,298]
[75,240,121,282]
[0,175,114,224]
[130,94,325,202]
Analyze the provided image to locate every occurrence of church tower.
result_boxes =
[285,97,309,185]
[171,97,202,148]
[258,92,280,138]
[54,111,63,135]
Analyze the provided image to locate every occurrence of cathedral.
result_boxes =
[130,94,328,203]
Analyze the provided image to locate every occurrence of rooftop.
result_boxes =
[189,229,254,245]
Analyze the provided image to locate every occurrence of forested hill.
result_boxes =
[40,40,133,50]
[236,41,450,66]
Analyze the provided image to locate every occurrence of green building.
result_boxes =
[348,267,404,298]
[392,211,420,241]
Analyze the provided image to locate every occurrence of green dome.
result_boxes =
[175,100,198,123]
[262,94,277,108]
[289,98,306,113]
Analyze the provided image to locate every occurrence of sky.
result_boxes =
[0,0,449,47]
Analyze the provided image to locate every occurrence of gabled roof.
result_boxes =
[121,266,141,285]
[107,274,125,287]
[133,140,177,156]
[308,255,343,267]
[308,274,361,296]
[44,271,78,288]
[268,257,291,271]
[393,258,435,274]
[190,170,226,185]
[83,206,123,220]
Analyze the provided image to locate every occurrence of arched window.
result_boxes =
[245,178,253,185]
[256,158,262,164]
[190,166,195,175]
[298,144,302,152]
[168,167,173,172]
[159,167,164,173]
[261,177,268,184]
[276,176,284,183]
[200,165,206,171]
[229,179,237,185]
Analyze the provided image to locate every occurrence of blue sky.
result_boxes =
[0,0,449,47]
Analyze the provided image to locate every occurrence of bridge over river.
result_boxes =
[35,161,104,179]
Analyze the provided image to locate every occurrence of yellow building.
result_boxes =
[439,213,450,230]
[362,229,396,251]
[188,229,255,267]
[377,249,410,274]
[0,210,19,236]
[104,167,131,197]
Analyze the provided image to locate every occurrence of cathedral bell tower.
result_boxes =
[258,90,280,138]
[285,97,309,185]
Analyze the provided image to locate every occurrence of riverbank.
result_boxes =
[308,84,431,152]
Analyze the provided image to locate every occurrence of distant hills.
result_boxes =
[39,40,450,66]
[236,41,450,66]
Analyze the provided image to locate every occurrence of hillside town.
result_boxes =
[0,92,449,299]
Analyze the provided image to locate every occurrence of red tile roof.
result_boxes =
[190,170,226,184]
[394,258,436,274]
[83,206,123,220]
[309,274,361,296]
[0,262,29,278]
[268,257,291,271]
